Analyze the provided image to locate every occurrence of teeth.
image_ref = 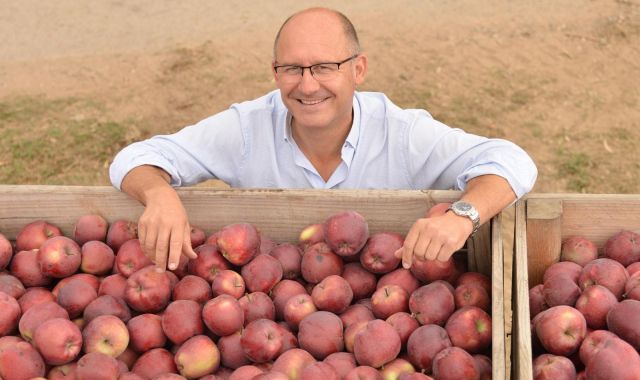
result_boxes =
[299,99,324,105]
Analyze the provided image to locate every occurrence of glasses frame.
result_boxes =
[273,54,360,82]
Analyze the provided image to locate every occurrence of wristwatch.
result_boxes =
[448,200,481,235]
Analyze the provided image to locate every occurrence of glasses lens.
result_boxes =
[311,63,339,81]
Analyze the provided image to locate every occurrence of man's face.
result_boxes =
[273,12,367,133]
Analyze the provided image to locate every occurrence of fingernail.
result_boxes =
[402,261,410,269]
[169,263,177,270]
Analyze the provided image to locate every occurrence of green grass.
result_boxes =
[558,151,593,192]
[0,96,133,185]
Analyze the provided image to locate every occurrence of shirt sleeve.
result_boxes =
[406,113,538,198]
[109,108,246,190]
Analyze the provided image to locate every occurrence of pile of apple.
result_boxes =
[0,206,493,380]
[529,230,640,379]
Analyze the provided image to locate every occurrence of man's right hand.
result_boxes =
[120,165,198,272]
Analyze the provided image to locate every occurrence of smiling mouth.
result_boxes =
[297,98,327,105]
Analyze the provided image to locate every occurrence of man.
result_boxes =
[109,7,537,272]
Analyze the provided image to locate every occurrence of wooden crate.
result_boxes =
[0,185,507,379]
[512,193,640,380]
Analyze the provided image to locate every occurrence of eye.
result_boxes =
[313,64,337,74]
[281,66,301,74]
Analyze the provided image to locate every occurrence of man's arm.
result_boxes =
[395,174,516,268]
[121,165,197,272]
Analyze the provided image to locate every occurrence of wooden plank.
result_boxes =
[0,185,459,242]
[491,212,506,380]
[513,199,533,380]
[525,199,563,287]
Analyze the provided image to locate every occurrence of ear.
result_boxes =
[353,54,368,86]
[271,62,279,83]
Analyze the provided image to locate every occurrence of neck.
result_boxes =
[291,110,353,181]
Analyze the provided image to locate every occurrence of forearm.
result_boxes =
[460,174,516,225]
[120,165,175,206]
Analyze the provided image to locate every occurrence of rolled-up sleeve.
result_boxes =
[407,115,537,198]
[109,108,246,190]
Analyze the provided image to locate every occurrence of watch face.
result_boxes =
[455,202,472,212]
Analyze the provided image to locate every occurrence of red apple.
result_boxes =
[83,294,131,323]
[406,324,451,373]
[241,318,283,363]
[188,244,230,282]
[131,348,177,379]
[124,265,172,313]
[298,311,344,360]
[371,285,409,319]
[80,240,115,275]
[82,314,129,358]
[312,274,354,314]
[585,336,640,380]
[19,301,69,343]
[203,294,244,336]
[33,317,82,365]
[574,284,617,329]
[17,286,55,313]
[377,268,421,296]
[242,254,283,293]
[324,211,369,257]
[0,292,20,336]
[269,243,303,279]
[174,334,220,378]
[324,352,356,378]
[298,223,325,252]
[172,274,212,304]
[73,214,109,245]
[0,234,13,270]
[607,299,640,350]
[270,279,307,320]
[190,226,207,248]
[0,340,46,379]
[127,313,166,353]
[15,220,62,251]
[56,278,98,318]
[217,222,261,266]
[37,236,82,278]
[534,305,587,356]
[211,269,245,299]
[341,262,377,301]
[339,304,375,330]
[359,232,403,274]
[543,261,583,284]
[300,361,340,379]
[218,331,251,369]
[432,347,479,380]
[344,366,383,380]
[272,348,316,379]
[9,249,52,287]
[301,242,344,284]
[98,273,128,299]
[0,272,25,299]
[445,306,492,354]
[380,358,415,380]
[115,239,152,277]
[410,257,456,283]
[603,229,640,266]
[239,291,276,324]
[386,311,419,347]
[106,219,137,252]
[353,319,401,368]
[578,258,628,300]
[161,299,203,345]
[76,352,120,380]
[532,353,576,380]
[409,282,455,326]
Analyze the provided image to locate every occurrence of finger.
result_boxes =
[424,237,443,261]
[412,234,431,262]
[154,228,171,272]
[167,226,183,271]
[401,224,421,269]
[183,225,198,260]
[142,224,158,262]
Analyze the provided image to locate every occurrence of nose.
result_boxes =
[297,67,321,94]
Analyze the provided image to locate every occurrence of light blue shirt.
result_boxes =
[109,90,537,196]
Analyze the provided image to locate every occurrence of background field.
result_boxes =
[1,0,639,193]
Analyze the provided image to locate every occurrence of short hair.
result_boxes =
[273,8,361,60]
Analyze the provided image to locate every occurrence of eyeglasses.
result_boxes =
[274,54,359,83]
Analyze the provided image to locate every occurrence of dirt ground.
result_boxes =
[1,0,639,193]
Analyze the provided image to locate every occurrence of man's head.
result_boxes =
[272,8,368,134]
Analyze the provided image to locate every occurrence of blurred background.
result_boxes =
[1,0,639,193]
